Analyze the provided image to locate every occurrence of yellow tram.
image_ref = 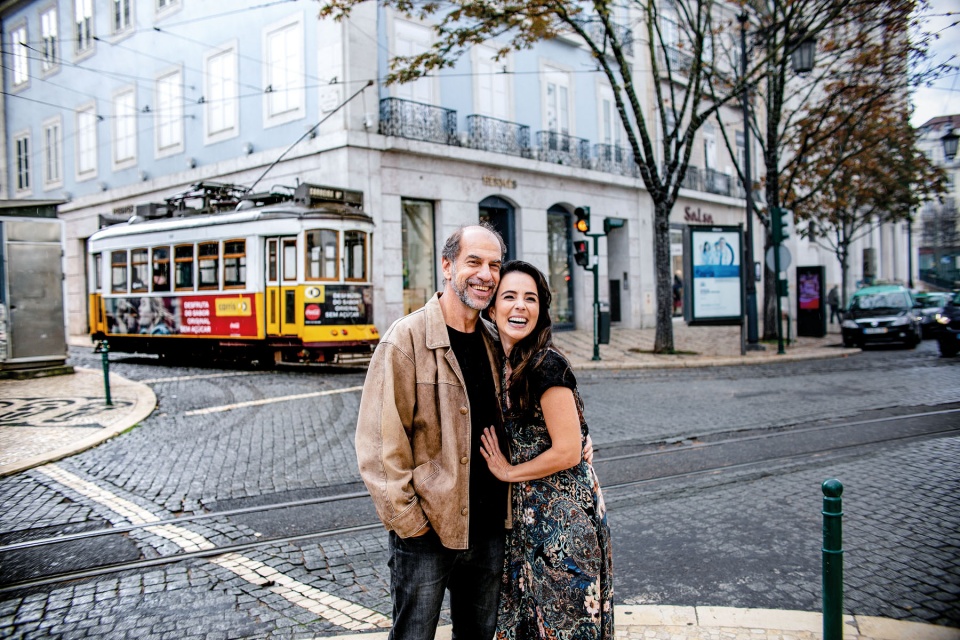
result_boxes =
[88,182,378,366]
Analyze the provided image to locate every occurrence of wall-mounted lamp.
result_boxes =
[98,182,108,191]
[943,128,959,162]
[139,170,149,181]
[243,142,254,155]
[187,157,197,169]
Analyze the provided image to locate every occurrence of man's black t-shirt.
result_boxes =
[447,326,507,539]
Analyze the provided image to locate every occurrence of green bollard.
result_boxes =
[98,340,113,406]
[822,479,843,640]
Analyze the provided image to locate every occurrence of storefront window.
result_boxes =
[402,199,435,314]
[547,207,574,328]
[479,196,515,261]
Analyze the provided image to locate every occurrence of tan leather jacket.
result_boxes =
[355,293,507,550]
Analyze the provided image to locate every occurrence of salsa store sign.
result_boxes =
[103,294,258,337]
[303,285,372,326]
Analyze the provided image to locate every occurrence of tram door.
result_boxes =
[265,237,299,336]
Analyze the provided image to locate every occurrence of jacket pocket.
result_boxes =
[412,460,440,491]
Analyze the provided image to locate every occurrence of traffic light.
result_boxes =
[771,207,790,245]
[574,206,591,233]
[573,240,589,267]
[603,217,625,234]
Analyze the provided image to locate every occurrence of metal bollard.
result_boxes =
[822,479,844,640]
[96,340,113,406]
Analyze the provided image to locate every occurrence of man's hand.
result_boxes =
[480,427,514,483]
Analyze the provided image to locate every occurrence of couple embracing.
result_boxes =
[356,224,613,640]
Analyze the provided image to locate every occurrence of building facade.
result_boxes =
[916,114,959,290]
[1,0,903,341]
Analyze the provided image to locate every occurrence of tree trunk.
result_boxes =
[653,201,675,353]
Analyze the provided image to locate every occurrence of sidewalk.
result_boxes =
[6,328,957,640]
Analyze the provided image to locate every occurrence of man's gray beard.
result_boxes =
[453,279,490,311]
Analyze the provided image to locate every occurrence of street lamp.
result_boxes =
[738,13,817,353]
[943,128,958,161]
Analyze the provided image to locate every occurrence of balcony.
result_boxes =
[466,115,532,158]
[659,45,694,74]
[536,131,591,168]
[379,97,459,146]
[594,144,638,177]
[582,21,634,57]
[680,165,701,191]
[703,168,732,196]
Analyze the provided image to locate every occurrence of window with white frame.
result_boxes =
[40,8,59,72]
[76,105,98,178]
[156,69,184,154]
[75,0,93,54]
[660,0,678,49]
[114,89,137,166]
[264,18,304,124]
[474,44,511,120]
[11,24,29,87]
[599,85,625,148]
[544,67,570,135]
[14,133,31,193]
[112,0,132,34]
[205,45,238,141]
[393,20,435,104]
[703,124,717,170]
[157,0,179,12]
[43,117,63,187]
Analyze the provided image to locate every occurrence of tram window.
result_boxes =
[198,242,220,289]
[152,247,171,292]
[223,240,246,288]
[93,253,102,292]
[282,239,297,282]
[305,229,338,280]
[111,251,128,293]
[267,239,278,282]
[175,244,194,290]
[344,231,367,281]
[131,249,149,292]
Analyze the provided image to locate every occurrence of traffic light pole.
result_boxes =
[590,234,601,361]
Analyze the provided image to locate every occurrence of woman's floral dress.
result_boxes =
[496,349,614,640]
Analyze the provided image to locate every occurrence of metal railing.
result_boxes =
[703,168,732,196]
[679,165,701,191]
[583,21,634,57]
[660,45,694,74]
[536,131,591,168]
[593,143,639,177]
[466,115,532,158]
[379,97,459,146]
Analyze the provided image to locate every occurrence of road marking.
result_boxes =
[140,371,265,385]
[184,386,363,416]
[35,463,389,630]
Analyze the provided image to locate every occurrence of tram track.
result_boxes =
[2,406,957,594]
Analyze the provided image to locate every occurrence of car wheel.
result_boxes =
[940,339,960,358]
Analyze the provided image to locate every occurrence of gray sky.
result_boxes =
[910,0,959,127]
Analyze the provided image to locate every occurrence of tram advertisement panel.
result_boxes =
[303,285,372,325]
[104,294,258,337]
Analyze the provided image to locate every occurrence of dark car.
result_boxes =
[935,291,960,357]
[914,292,951,339]
[841,285,922,349]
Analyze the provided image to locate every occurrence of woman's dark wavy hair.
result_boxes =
[498,260,556,415]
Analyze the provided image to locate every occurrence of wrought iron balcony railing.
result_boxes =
[466,115,532,158]
[379,97,459,146]
[679,165,701,191]
[584,22,634,57]
[703,168,732,196]
[536,131,591,168]
[593,143,639,177]
[659,45,694,74]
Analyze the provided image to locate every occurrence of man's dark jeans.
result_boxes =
[387,529,504,640]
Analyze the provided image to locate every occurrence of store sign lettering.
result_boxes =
[684,207,714,224]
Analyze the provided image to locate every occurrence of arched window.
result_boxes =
[547,205,575,329]
[479,196,515,261]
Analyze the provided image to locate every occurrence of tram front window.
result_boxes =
[111,251,128,293]
[345,231,366,281]
[306,229,338,280]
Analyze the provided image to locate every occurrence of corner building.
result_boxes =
[4,0,787,338]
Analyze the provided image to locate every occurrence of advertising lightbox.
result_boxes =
[683,225,743,325]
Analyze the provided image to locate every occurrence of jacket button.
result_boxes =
[459,407,468,415]
[461,456,469,464]
[461,507,468,516]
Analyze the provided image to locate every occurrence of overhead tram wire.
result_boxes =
[245,79,374,194]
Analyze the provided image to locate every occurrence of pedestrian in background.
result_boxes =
[828,285,841,325]
[481,261,614,640]
[356,224,508,640]
[672,271,683,316]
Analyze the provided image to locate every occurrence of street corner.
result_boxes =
[0,367,157,476]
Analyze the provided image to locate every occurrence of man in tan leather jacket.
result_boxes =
[356,224,508,640]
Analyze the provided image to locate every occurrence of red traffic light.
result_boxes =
[573,240,589,267]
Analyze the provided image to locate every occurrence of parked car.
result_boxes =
[913,292,951,339]
[841,285,922,349]
[935,291,960,357]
